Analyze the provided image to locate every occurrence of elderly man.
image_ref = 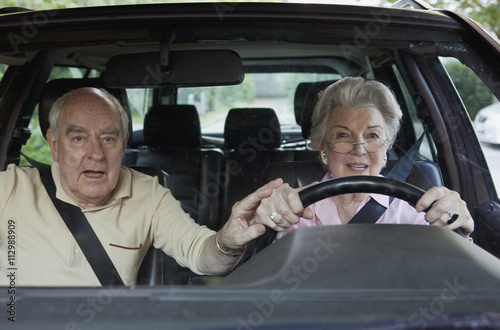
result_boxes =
[0,87,290,286]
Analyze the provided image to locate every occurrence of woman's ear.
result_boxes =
[320,149,328,165]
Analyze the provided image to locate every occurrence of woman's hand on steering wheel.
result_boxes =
[255,182,313,232]
[415,186,474,237]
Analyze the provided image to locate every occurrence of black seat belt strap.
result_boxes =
[26,156,125,286]
[348,131,426,224]
[254,131,428,253]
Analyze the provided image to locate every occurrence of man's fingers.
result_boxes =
[242,223,267,242]
[225,222,267,248]
[236,179,284,213]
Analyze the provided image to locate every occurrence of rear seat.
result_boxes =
[220,107,318,223]
[128,105,224,230]
[293,82,315,128]
[220,108,283,222]
[297,79,339,140]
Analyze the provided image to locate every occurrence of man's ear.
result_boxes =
[122,133,129,153]
[46,128,59,162]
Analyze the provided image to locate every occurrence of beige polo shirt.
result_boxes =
[0,163,215,286]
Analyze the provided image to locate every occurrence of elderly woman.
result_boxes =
[255,77,474,237]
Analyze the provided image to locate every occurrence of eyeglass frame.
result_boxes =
[323,138,389,154]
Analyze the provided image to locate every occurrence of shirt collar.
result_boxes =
[52,162,132,211]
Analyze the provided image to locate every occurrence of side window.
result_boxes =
[0,63,7,81]
[440,57,499,188]
[20,107,53,166]
[391,64,436,161]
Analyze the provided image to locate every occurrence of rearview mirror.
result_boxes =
[104,50,244,88]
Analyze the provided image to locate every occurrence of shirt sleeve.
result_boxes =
[0,165,14,217]
[148,183,216,275]
[0,165,40,218]
[378,198,428,225]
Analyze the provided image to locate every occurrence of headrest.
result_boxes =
[143,105,201,148]
[294,82,313,126]
[38,78,133,142]
[224,108,281,150]
[300,79,338,139]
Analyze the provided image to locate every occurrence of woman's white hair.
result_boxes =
[309,77,402,150]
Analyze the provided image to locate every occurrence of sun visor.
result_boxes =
[104,50,244,88]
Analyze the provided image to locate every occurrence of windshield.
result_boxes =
[177,72,342,135]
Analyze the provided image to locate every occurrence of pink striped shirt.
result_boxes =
[282,172,428,237]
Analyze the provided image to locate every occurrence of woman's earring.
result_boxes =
[321,151,328,165]
[383,154,387,164]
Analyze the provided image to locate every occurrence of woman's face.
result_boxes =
[321,106,389,178]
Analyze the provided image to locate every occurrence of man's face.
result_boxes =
[47,89,128,208]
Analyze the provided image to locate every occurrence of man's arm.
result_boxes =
[196,233,245,275]
[197,179,284,274]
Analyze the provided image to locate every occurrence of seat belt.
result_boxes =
[253,131,428,254]
[348,131,426,224]
[25,156,125,286]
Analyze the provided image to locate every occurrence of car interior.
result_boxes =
[0,3,499,290]
[3,3,500,329]
[13,49,466,286]
[34,70,449,285]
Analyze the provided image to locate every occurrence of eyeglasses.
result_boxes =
[324,138,388,154]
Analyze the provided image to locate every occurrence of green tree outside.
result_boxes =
[443,59,495,120]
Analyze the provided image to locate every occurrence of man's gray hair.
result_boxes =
[48,88,129,140]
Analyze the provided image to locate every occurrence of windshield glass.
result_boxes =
[177,72,342,135]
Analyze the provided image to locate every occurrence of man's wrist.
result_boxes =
[215,232,246,257]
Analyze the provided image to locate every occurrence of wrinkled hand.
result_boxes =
[255,181,314,232]
[217,178,314,253]
[415,186,474,237]
[217,179,283,253]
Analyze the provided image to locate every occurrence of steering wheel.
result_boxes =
[253,176,464,254]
